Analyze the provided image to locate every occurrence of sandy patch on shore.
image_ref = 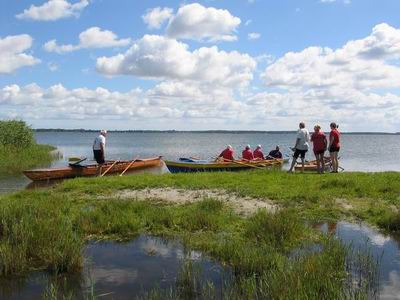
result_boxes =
[111,188,278,216]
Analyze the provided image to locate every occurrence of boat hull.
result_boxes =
[23,157,162,181]
[165,158,287,173]
[294,158,332,172]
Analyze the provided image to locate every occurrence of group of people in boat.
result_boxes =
[287,122,340,174]
[217,144,282,161]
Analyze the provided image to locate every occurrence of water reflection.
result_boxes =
[317,221,400,299]
[0,235,229,300]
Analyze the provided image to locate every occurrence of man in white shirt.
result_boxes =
[93,130,107,175]
[288,122,310,173]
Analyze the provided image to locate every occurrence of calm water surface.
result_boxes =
[0,235,229,300]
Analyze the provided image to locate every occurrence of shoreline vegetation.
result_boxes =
[1,170,399,298]
[0,120,56,176]
[34,128,400,135]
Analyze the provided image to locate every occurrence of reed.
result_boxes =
[0,120,55,175]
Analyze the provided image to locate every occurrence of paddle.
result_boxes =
[119,156,139,176]
[224,159,267,170]
[101,160,119,177]
[69,157,87,166]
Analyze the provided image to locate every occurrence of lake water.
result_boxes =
[1,131,399,194]
[2,223,400,298]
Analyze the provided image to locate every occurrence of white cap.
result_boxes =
[257,145,261,148]
[227,144,232,149]
[100,130,107,135]
[245,144,251,149]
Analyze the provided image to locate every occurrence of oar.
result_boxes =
[225,159,267,170]
[101,160,119,177]
[119,156,139,176]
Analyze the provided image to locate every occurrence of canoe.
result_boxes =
[165,157,288,173]
[23,157,163,181]
[294,157,332,172]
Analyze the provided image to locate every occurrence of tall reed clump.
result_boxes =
[0,120,55,175]
[0,192,84,276]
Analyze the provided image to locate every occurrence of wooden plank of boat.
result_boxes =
[23,157,163,181]
[165,158,287,173]
[294,157,332,172]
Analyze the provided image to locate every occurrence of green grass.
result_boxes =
[0,120,55,175]
[0,170,393,297]
[0,144,55,176]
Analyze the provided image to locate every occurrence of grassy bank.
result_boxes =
[0,120,55,175]
[0,171,393,298]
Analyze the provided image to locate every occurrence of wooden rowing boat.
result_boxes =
[165,157,288,173]
[23,157,163,181]
[294,157,332,172]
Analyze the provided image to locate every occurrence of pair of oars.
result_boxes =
[100,156,139,177]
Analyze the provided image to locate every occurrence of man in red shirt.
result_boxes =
[218,145,234,161]
[329,122,341,173]
[253,145,265,160]
[242,145,254,160]
[310,125,327,174]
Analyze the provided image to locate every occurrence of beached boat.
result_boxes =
[23,157,163,181]
[165,157,288,173]
[294,157,332,172]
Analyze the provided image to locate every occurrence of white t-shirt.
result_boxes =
[296,128,310,151]
[93,135,106,150]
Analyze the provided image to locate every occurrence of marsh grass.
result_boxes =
[0,120,55,175]
[0,172,386,298]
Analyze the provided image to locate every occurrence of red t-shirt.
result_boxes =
[253,149,264,159]
[311,131,327,152]
[242,149,254,160]
[219,148,234,161]
[330,129,340,148]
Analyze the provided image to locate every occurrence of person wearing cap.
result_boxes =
[267,146,283,159]
[242,145,254,161]
[93,130,107,174]
[253,145,265,160]
[218,145,234,161]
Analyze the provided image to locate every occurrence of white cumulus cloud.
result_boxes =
[16,0,89,21]
[166,3,241,42]
[142,7,173,29]
[44,27,131,54]
[96,34,256,87]
[0,34,40,74]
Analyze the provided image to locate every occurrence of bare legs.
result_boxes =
[330,151,339,173]
[315,153,324,174]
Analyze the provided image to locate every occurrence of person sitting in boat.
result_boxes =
[218,145,234,161]
[242,145,254,161]
[267,146,283,159]
[93,130,107,175]
[253,145,265,160]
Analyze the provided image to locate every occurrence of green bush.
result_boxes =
[0,120,35,148]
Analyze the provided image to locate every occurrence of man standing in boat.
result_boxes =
[93,130,107,175]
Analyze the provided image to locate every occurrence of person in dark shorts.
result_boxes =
[310,125,327,174]
[328,122,340,173]
[93,130,107,175]
[288,122,310,173]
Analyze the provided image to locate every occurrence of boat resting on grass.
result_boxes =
[165,157,288,173]
[294,157,332,172]
[23,156,163,181]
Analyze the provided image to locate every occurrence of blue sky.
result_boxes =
[1,0,400,131]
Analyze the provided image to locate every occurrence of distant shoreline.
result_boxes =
[34,129,400,135]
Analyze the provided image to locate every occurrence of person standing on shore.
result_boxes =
[328,122,341,173]
[93,130,107,175]
[310,125,327,174]
[288,122,310,173]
